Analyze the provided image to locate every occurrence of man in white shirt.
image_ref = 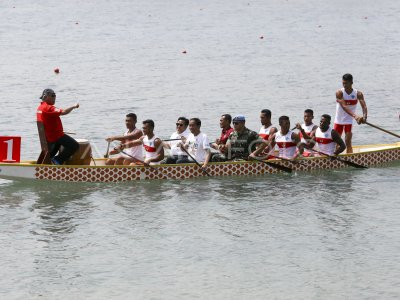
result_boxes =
[105,113,143,165]
[163,117,190,164]
[182,118,211,169]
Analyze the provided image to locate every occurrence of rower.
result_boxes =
[256,109,278,158]
[334,73,368,153]
[295,109,318,157]
[258,109,277,140]
[119,119,164,166]
[36,88,79,165]
[219,115,260,161]
[181,118,211,169]
[254,116,303,159]
[163,117,190,164]
[211,114,234,152]
[301,114,346,156]
[105,113,143,165]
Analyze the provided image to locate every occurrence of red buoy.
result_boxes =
[260,36,264,39]
[182,50,187,54]
[54,68,60,74]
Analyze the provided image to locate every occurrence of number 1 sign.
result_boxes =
[0,136,21,163]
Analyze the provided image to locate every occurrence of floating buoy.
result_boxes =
[75,22,79,25]
[260,36,264,39]
[54,68,60,74]
[182,50,187,54]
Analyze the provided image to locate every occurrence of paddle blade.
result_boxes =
[265,161,293,173]
[341,159,368,169]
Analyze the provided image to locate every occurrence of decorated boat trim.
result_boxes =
[0,142,399,182]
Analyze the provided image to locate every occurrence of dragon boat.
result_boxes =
[0,142,399,183]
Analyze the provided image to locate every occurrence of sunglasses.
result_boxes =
[233,121,242,125]
[49,94,56,97]
[176,123,184,127]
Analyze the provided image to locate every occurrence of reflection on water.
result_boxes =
[0,166,400,298]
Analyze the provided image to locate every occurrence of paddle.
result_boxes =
[104,141,111,158]
[309,149,368,169]
[180,147,211,177]
[114,147,174,178]
[267,154,306,165]
[251,157,293,173]
[162,138,183,142]
[365,121,400,139]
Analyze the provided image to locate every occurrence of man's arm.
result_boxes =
[358,91,368,123]
[249,133,275,158]
[292,132,303,158]
[121,137,144,149]
[331,130,346,155]
[61,103,79,115]
[202,149,212,168]
[106,129,143,142]
[270,127,278,136]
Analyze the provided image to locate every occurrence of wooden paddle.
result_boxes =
[309,149,368,169]
[162,138,183,142]
[104,141,111,158]
[115,148,174,178]
[180,147,211,177]
[251,157,293,173]
[267,154,307,165]
[365,121,400,139]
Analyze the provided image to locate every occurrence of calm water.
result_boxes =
[1,0,400,299]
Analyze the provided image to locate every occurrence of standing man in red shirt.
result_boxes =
[36,89,80,165]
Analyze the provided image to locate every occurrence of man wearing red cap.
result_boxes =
[36,89,80,165]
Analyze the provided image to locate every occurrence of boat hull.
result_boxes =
[1,142,399,182]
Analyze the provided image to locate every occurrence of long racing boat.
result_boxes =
[0,142,399,182]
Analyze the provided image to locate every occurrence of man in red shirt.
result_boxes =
[211,114,233,152]
[210,114,234,162]
[36,89,80,165]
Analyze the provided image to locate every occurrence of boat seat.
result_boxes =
[36,121,51,164]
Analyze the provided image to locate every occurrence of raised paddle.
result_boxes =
[308,149,368,169]
[104,141,111,158]
[180,147,211,177]
[364,121,400,139]
[251,157,293,173]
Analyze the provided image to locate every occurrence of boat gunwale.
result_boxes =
[1,142,399,169]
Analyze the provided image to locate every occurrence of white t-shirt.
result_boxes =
[123,129,143,160]
[185,132,210,163]
[170,128,190,156]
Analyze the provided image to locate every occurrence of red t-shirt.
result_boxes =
[219,127,234,145]
[36,102,64,142]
